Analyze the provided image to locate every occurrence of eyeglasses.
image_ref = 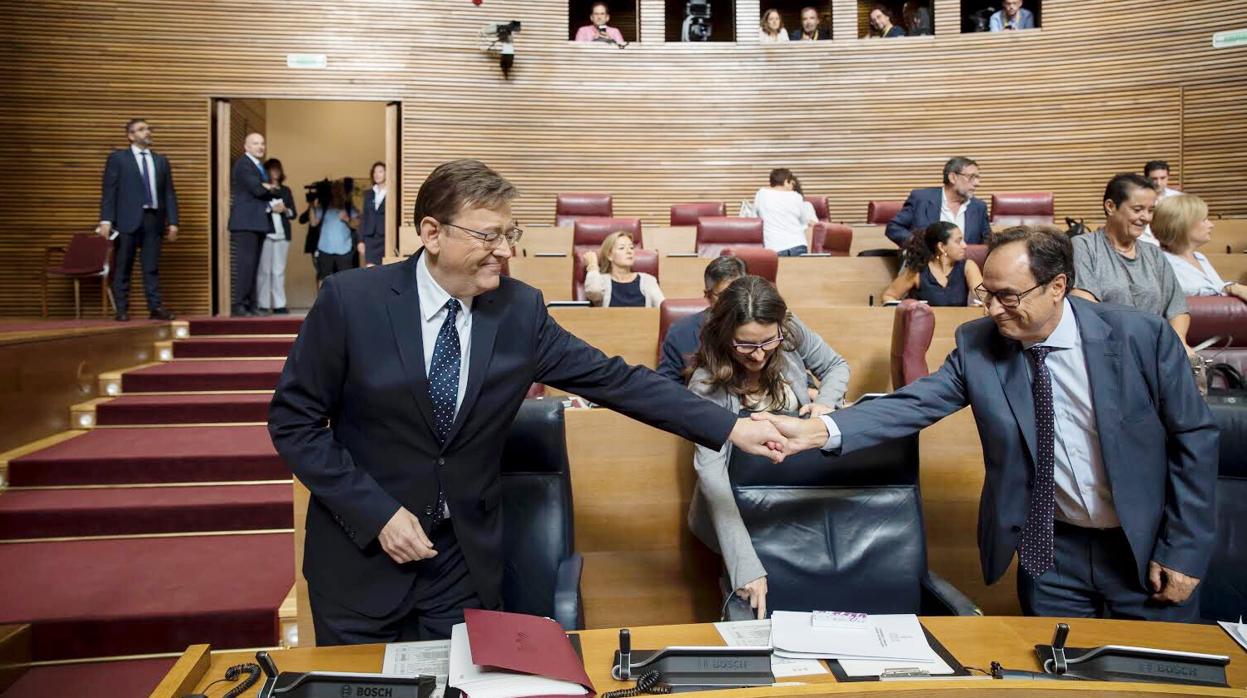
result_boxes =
[954,171,982,182]
[440,221,524,248]
[732,330,784,355]
[973,282,1047,308]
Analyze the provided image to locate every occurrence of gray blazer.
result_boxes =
[686,315,851,590]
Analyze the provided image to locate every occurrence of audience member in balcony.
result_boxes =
[1071,173,1190,348]
[582,231,665,307]
[1139,160,1182,245]
[883,221,984,306]
[755,168,816,256]
[886,156,991,246]
[311,179,360,284]
[903,1,933,35]
[256,158,297,315]
[574,3,626,45]
[360,161,387,267]
[869,4,906,37]
[1154,194,1247,300]
[989,0,1035,31]
[686,275,851,618]
[760,9,790,42]
[790,7,830,40]
[658,256,749,382]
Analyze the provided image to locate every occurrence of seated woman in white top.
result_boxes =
[753,168,815,256]
[1154,193,1247,301]
[759,9,790,42]
[581,231,665,307]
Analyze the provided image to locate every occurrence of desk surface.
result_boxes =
[156,616,1246,697]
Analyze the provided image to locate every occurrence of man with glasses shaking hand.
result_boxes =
[886,156,992,246]
[756,226,1217,621]
[269,159,791,644]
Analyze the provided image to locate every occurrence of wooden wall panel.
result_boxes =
[2,1,1246,317]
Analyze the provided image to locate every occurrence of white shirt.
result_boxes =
[131,145,158,209]
[416,252,473,417]
[373,185,387,210]
[1164,250,1230,296]
[1140,187,1182,246]
[754,187,814,252]
[821,299,1120,528]
[940,190,968,232]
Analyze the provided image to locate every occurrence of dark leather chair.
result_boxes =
[657,298,709,362]
[722,403,979,619]
[555,193,612,227]
[812,222,852,256]
[697,217,763,257]
[890,299,936,389]
[964,243,989,271]
[866,200,903,226]
[805,195,829,222]
[723,247,777,283]
[500,398,583,630]
[1187,296,1247,381]
[1202,394,1247,622]
[990,192,1055,227]
[670,202,725,227]
[41,233,115,318]
[573,248,658,301]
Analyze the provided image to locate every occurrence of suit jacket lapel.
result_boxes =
[442,289,501,447]
[385,255,439,440]
[994,334,1039,469]
[1071,301,1122,470]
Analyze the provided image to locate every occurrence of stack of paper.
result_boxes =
[771,611,953,677]
[448,622,588,698]
[713,620,829,678]
[382,640,450,698]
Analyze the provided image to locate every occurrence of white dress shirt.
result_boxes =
[131,145,158,209]
[822,299,1120,528]
[754,187,815,251]
[940,190,968,232]
[1164,250,1230,297]
[373,185,387,210]
[416,252,472,417]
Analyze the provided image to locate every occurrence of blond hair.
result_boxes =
[597,231,635,274]
[1151,194,1208,252]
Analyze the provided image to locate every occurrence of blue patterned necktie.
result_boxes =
[429,299,462,443]
[1019,345,1057,579]
[254,158,269,182]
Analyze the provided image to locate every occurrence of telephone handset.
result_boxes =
[607,629,774,696]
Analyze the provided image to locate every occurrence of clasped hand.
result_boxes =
[747,412,830,455]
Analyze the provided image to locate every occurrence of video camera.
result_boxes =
[682,0,712,41]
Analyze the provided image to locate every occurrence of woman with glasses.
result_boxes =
[685,275,850,619]
[882,221,984,306]
[581,231,665,307]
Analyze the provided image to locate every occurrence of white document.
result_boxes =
[771,612,939,662]
[713,620,829,678]
[447,623,586,698]
[1217,618,1247,653]
[382,639,450,698]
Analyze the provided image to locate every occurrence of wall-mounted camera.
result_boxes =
[481,20,522,77]
[682,0,712,41]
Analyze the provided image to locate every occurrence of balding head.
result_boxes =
[244,132,266,159]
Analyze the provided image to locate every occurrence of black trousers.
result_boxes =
[230,229,266,311]
[316,252,355,281]
[309,521,486,645]
[112,210,164,312]
[1016,521,1200,622]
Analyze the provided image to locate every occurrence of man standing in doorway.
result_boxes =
[228,133,283,316]
[98,118,179,321]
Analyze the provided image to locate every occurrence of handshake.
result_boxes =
[727,411,834,462]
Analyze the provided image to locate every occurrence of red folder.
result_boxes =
[464,608,595,697]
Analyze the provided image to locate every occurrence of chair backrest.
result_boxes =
[657,298,709,361]
[1188,296,1247,380]
[500,399,575,620]
[866,200,904,225]
[573,248,658,301]
[990,192,1055,226]
[890,299,935,389]
[696,217,763,257]
[728,415,926,614]
[59,233,113,275]
[813,223,853,256]
[1201,395,1247,622]
[723,247,777,283]
[804,195,829,222]
[670,202,725,227]
[555,193,612,227]
[963,243,989,271]
[572,217,644,249]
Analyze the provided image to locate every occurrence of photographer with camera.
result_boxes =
[309,179,360,285]
[574,2,625,44]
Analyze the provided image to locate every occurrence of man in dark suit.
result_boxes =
[98,118,178,321]
[789,7,830,40]
[885,156,991,246]
[760,226,1218,620]
[657,255,746,382]
[269,159,790,644]
[227,132,282,316]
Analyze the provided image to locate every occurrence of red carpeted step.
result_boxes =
[188,316,303,336]
[121,360,285,392]
[0,484,292,539]
[173,336,295,359]
[7,427,286,487]
[96,393,273,425]
[0,533,293,661]
[0,656,176,698]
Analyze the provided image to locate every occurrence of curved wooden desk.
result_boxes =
[152,616,1246,697]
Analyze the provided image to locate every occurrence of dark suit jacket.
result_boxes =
[788,27,830,40]
[885,186,991,246]
[268,253,738,616]
[99,148,179,234]
[830,298,1218,589]
[228,155,274,233]
[360,189,386,263]
[657,309,707,382]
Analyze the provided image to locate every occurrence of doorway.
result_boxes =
[211,98,398,315]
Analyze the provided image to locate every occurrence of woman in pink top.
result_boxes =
[574,2,626,44]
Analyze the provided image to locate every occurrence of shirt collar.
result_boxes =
[416,252,473,323]
[941,189,968,215]
[245,153,262,166]
[130,144,149,156]
[1024,298,1078,350]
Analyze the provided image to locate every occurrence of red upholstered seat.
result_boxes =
[964,243,989,271]
[813,222,853,256]
[723,247,778,283]
[555,192,612,227]
[805,195,830,222]
[990,192,1055,226]
[670,202,726,226]
[657,298,709,360]
[571,218,647,299]
[696,217,763,257]
[890,299,936,389]
[1188,296,1247,381]
[42,233,114,318]
[867,200,903,225]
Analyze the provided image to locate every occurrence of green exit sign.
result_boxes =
[1212,29,1247,49]
[286,53,328,69]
